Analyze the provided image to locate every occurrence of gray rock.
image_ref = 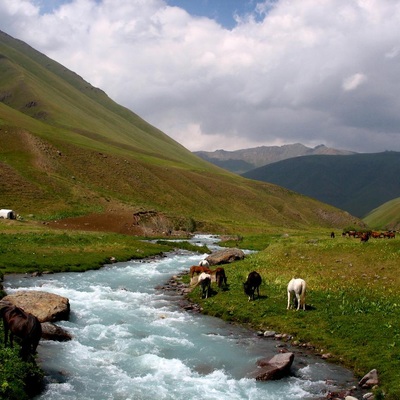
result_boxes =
[205,248,245,266]
[250,352,294,381]
[2,290,70,322]
[41,322,72,341]
[263,330,276,337]
[358,369,379,388]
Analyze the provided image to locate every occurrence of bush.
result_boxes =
[0,347,43,400]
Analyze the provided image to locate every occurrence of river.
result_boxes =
[4,235,358,400]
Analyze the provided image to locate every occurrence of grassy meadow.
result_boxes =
[1,221,399,398]
[188,231,400,399]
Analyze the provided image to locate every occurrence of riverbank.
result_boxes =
[173,232,400,399]
[5,242,353,400]
[159,272,371,400]
[1,222,398,398]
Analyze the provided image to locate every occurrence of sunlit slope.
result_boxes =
[0,30,196,165]
[363,197,400,230]
[0,30,360,230]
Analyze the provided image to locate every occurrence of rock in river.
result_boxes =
[2,290,70,322]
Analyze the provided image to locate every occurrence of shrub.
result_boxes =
[0,347,43,400]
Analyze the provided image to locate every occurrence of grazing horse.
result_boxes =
[191,272,211,299]
[243,271,262,301]
[189,265,211,278]
[287,278,307,311]
[214,267,227,288]
[360,232,370,242]
[198,259,210,267]
[0,304,42,359]
[383,231,396,239]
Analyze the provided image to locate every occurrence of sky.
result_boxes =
[0,0,400,153]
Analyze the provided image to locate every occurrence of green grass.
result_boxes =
[190,232,400,399]
[364,197,400,230]
[0,228,205,274]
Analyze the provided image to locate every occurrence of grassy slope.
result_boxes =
[363,197,400,230]
[243,152,400,219]
[0,30,359,232]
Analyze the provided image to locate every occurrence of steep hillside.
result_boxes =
[195,144,355,174]
[0,30,360,233]
[363,197,400,230]
[243,152,400,218]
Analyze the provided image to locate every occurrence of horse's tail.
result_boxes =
[190,276,201,288]
[299,280,306,306]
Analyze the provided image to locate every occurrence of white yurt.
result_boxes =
[0,209,16,219]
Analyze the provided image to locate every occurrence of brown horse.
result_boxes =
[1,304,42,359]
[214,267,227,288]
[189,265,211,278]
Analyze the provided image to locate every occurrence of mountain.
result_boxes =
[194,144,356,174]
[243,152,400,218]
[0,30,360,232]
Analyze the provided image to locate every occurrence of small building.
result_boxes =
[0,209,16,219]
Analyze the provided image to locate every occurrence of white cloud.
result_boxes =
[342,73,367,91]
[0,0,400,153]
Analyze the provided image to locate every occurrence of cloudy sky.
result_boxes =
[1,0,400,153]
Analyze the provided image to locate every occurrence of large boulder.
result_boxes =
[2,290,70,322]
[205,248,245,266]
[250,352,294,381]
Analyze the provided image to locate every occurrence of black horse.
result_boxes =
[1,304,42,359]
[243,271,262,301]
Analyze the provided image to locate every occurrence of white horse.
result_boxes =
[287,278,306,311]
[199,259,210,267]
[191,272,211,299]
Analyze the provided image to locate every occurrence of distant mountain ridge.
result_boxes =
[243,151,400,219]
[194,144,356,174]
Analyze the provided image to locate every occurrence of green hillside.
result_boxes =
[0,30,360,232]
[243,152,400,218]
[364,197,400,230]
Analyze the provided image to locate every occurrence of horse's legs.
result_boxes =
[3,324,8,347]
[287,291,291,309]
[206,283,210,298]
[9,332,14,348]
[300,291,306,310]
[296,294,301,310]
